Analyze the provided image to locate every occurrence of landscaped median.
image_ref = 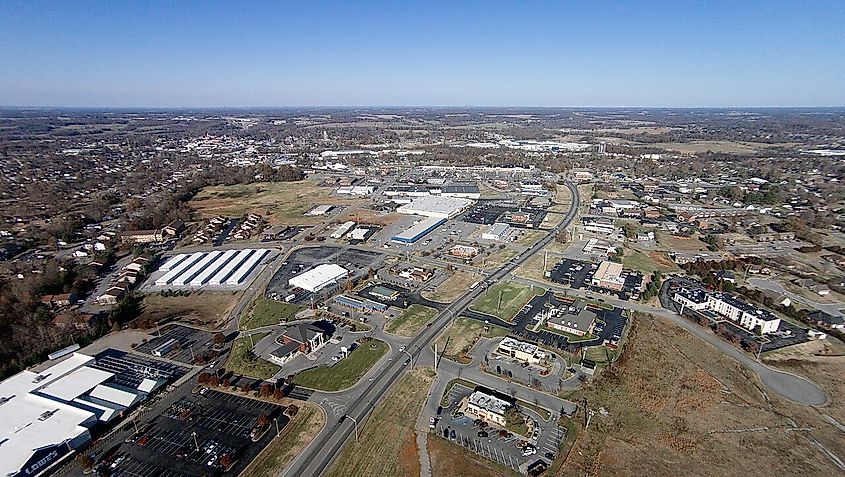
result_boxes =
[385,304,437,337]
[469,281,544,322]
[292,339,388,391]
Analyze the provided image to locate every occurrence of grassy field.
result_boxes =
[513,230,545,247]
[559,313,845,476]
[327,368,435,477]
[583,345,617,364]
[622,248,680,275]
[385,304,437,337]
[241,298,302,330]
[428,435,519,477]
[622,248,679,274]
[648,140,781,154]
[434,317,509,364]
[189,180,368,225]
[138,292,241,327]
[654,230,710,253]
[539,212,565,229]
[482,247,518,270]
[469,281,542,322]
[423,271,480,303]
[225,332,281,380]
[514,252,550,283]
[239,403,325,477]
[292,339,387,391]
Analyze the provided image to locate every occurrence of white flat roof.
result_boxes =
[39,366,114,402]
[0,353,100,476]
[88,384,140,408]
[396,196,473,218]
[289,264,348,292]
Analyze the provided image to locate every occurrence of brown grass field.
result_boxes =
[557,314,845,476]
[327,368,435,477]
[423,271,481,303]
[189,180,368,225]
[137,291,241,328]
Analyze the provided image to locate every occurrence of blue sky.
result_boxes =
[1,0,843,107]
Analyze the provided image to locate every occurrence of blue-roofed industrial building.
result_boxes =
[391,217,446,244]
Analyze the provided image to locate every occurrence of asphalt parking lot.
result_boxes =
[549,258,642,300]
[460,202,547,229]
[548,259,595,288]
[136,324,217,365]
[93,389,287,477]
[501,292,629,350]
[357,283,412,308]
[265,246,385,304]
[89,348,190,386]
[436,384,525,471]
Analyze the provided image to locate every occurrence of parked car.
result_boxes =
[477,430,488,437]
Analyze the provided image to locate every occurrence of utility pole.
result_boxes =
[582,397,588,428]
[434,343,438,370]
[249,333,255,348]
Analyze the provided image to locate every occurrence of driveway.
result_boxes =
[747,277,844,317]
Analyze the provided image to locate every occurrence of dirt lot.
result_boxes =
[558,314,845,476]
[428,434,519,477]
[189,180,368,225]
[137,291,241,328]
[327,368,435,477]
[240,402,326,477]
[423,271,481,303]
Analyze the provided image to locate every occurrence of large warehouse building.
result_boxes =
[0,353,173,477]
[396,196,473,219]
[288,264,349,292]
[391,217,446,243]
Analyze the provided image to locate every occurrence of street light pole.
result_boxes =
[274,418,280,435]
[192,431,199,452]
[402,350,414,368]
[345,415,359,442]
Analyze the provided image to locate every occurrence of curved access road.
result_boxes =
[747,277,844,318]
